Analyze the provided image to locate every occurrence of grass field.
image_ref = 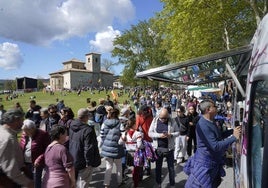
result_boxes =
[1,89,132,117]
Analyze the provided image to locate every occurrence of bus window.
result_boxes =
[250,80,268,188]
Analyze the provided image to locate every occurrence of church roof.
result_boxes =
[49,68,113,75]
[62,58,84,64]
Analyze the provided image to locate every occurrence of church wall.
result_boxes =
[50,76,63,91]
[69,71,92,90]
[101,73,113,88]
[62,72,71,89]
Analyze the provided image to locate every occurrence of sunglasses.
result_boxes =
[159,117,168,120]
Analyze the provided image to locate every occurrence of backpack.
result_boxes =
[133,140,158,167]
[143,140,158,162]
[133,149,146,167]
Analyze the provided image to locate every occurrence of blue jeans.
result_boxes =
[122,149,127,178]
[155,149,175,186]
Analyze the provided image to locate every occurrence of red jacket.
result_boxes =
[135,114,153,142]
[20,129,50,166]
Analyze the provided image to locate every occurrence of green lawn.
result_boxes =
[1,89,132,117]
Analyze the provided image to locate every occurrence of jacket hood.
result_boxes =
[103,118,120,128]
[70,119,88,132]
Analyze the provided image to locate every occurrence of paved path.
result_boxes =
[89,158,234,188]
[90,111,235,187]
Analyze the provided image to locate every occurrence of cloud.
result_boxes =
[89,26,121,53]
[0,42,23,70]
[0,0,135,45]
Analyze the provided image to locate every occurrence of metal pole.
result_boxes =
[225,62,245,98]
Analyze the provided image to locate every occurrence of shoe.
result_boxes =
[177,158,182,164]
[124,167,132,174]
[177,157,185,164]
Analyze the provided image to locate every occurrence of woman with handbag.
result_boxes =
[135,105,153,176]
[119,117,144,188]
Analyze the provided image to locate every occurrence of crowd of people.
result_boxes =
[0,86,241,188]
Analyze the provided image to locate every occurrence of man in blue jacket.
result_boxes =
[184,99,241,188]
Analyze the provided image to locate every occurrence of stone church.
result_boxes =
[49,53,113,90]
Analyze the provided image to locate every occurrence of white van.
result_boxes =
[233,13,268,188]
